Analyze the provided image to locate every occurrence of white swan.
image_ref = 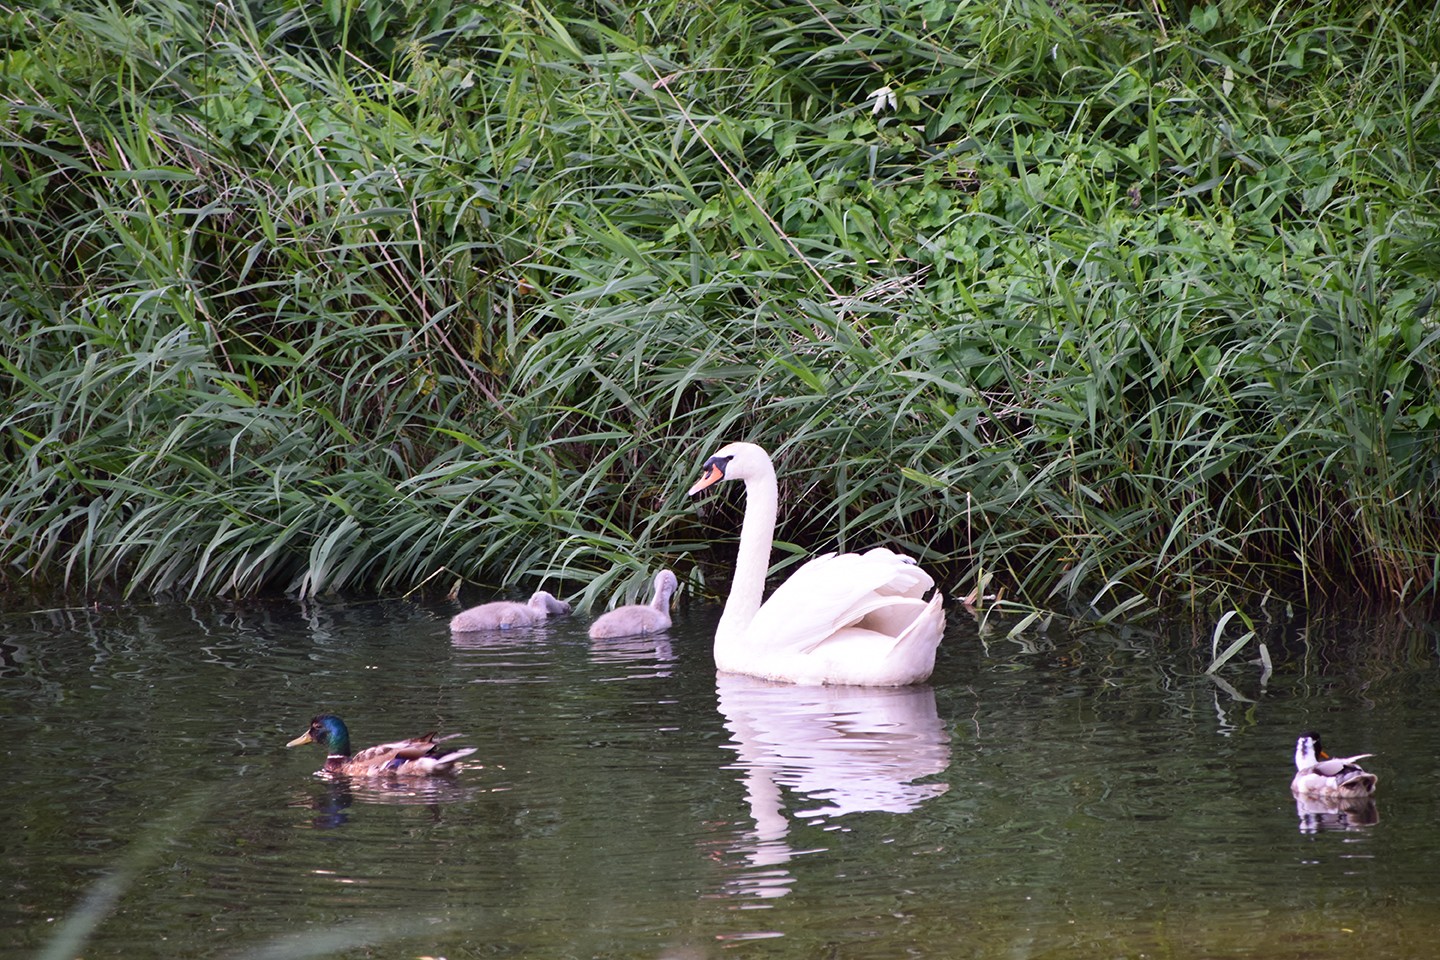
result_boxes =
[686,442,945,685]
[588,570,679,639]
[449,590,571,633]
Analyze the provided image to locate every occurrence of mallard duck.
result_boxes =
[450,590,571,633]
[588,570,679,639]
[287,714,477,776]
[1291,731,1377,799]
[686,442,944,686]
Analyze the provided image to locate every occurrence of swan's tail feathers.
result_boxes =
[868,592,946,684]
[863,592,943,644]
[896,593,945,654]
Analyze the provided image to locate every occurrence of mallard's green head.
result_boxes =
[287,714,351,757]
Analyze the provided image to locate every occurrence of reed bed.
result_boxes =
[2,0,1438,618]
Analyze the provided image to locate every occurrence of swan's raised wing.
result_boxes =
[747,548,937,656]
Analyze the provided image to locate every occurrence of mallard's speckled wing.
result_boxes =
[343,733,463,773]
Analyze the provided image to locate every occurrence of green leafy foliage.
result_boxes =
[1,0,1438,615]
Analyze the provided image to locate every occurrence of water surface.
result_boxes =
[3,599,1437,959]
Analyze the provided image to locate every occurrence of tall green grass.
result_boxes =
[2,0,1438,616]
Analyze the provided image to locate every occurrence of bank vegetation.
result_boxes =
[2,0,1438,620]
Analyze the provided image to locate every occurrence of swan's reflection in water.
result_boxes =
[451,625,564,684]
[1294,793,1379,833]
[714,673,951,899]
[588,636,675,681]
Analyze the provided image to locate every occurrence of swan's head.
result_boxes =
[687,441,772,496]
[528,590,572,616]
[653,569,679,603]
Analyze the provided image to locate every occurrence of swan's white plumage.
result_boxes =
[688,442,945,686]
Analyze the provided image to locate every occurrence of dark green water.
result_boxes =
[3,599,1437,959]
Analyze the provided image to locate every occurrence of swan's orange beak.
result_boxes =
[687,458,726,496]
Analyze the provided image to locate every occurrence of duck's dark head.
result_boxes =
[287,714,352,757]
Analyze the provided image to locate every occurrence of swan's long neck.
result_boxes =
[650,574,673,611]
[716,463,777,645]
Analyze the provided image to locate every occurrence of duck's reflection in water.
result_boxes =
[712,673,951,899]
[1294,793,1379,833]
[292,772,487,829]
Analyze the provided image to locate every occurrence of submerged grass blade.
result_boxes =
[37,786,217,960]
